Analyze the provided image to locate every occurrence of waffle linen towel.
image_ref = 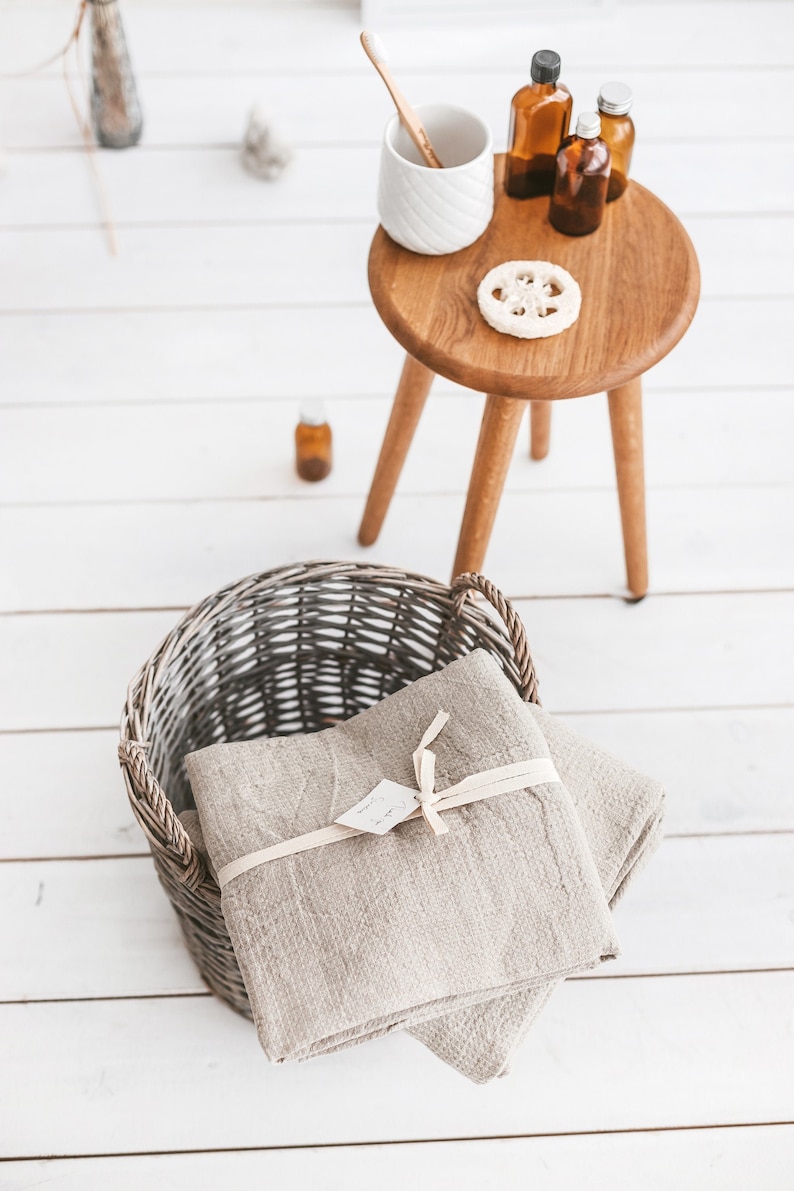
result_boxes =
[184,650,619,1068]
[411,703,665,1082]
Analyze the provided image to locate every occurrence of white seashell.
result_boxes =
[477,260,581,339]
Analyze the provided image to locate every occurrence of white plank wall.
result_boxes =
[1,1,793,1186]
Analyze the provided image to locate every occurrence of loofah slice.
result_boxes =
[477,260,582,339]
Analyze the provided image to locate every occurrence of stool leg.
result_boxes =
[607,376,648,599]
[452,394,525,579]
[358,354,435,547]
[530,399,552,460]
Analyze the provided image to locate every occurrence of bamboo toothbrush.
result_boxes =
[360,30,444,168]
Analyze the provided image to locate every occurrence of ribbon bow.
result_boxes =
[215,713,562,888]
[412,709,451,836]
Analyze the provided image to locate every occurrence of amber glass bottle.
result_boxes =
[549,112,611,237]
[295,401,332,481]
[597,82,635,201]
[505,50,572,199]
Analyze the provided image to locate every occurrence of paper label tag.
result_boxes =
[334,780,421,836]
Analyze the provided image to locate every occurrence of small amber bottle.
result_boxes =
[505,49,573,199]
[597,82,635,201]
[549,112,611,237]
[295,401,332,481]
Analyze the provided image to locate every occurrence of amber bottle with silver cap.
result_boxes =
[597,82,635,201]
[295,400,332,481]
[549,112,611,236]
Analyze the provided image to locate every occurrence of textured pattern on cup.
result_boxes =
[377,105,494,256]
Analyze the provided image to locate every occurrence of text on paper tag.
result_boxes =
[334,780,421,836]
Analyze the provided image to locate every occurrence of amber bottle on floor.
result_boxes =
[597,82,635,201]
[549,112,611,236]
[295,402,332,481]
[505,49,573,199]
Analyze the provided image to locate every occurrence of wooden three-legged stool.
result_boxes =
[358,159,700,598]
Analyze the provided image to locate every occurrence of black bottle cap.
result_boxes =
[531,50,562,84]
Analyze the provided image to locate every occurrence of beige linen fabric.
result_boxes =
[410,704,665,1082]
[184,650,618,1069]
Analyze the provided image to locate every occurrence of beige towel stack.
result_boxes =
[184,649,662,1082]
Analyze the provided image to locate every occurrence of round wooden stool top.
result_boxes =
[368,155,700,401]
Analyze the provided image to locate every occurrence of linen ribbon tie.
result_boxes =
[413,709,451,836]
[216,711,561,888]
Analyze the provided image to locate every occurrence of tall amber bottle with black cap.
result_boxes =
[505,49,573,199]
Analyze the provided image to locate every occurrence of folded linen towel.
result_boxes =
[410,704,665,1082]
[180,692,664,1083]
[184,649,618,1067]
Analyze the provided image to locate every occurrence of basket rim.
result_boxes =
[119,561,529,745]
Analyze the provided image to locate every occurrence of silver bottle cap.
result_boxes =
[576,112,601,139]
[598,82,633,116]
[299,399,328,427]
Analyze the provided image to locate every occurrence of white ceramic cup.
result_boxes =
[377,104,494,255]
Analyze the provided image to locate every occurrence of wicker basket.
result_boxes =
[118,561,540,1017]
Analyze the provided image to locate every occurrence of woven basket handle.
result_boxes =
[451,572,540,704]
[118,739,208,890]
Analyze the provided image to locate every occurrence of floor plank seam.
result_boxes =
[5,969,792,1011]
[2,484,793,511]
[4,136,793,156]
[2,1119,793,1165]
[1,383,793,413]
[0,853,153,864]
[558,702,794,717]
[1,217,793,238]
[3,702,794,737]
[0,216,376,232]
[0,300,374,317]
[0,992,214,1007]
[0,725,120,736]
[4,826,793,865]
[3,590,794,621]
[9,59,794,80]
[573,967,794,983]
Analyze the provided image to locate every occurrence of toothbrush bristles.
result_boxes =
[361,30,387,65]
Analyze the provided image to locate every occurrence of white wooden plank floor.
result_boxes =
[2,1,793,1186]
